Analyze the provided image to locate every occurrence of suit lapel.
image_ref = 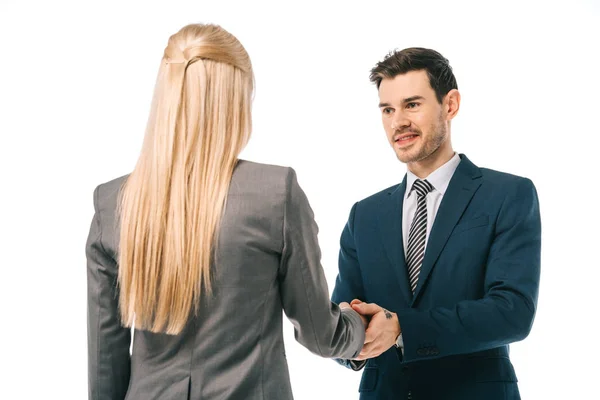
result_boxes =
[411,154,483,304]
[377,176,413,305]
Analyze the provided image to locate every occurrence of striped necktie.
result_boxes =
[406,179,434,293]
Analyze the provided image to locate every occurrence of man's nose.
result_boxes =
[391,113,410,131]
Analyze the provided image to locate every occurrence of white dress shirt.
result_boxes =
[402,153,461,255]
[397,152,461,351]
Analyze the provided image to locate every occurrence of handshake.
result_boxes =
[339,299,402,361]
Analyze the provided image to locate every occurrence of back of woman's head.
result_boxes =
[117,23,253,335]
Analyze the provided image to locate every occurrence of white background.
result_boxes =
[1,0,599,398]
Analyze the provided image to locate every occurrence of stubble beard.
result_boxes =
[395,114,447,164]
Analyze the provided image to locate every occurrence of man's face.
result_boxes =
[378,70,449,164]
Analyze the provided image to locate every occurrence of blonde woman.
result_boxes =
[85,23,366,400]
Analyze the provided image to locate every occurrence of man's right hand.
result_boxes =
[351,300,401,360]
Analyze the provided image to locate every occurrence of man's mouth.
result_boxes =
[396,134,418,142]
[394,132,420,143]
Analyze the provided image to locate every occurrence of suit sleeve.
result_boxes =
[278,168,365,360]
[397,178,541,363]
[86,185,131,400]
[331,202,368,370]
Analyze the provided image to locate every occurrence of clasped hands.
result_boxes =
[339,299,401,361]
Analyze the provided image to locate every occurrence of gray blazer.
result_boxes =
[86,160,365,400]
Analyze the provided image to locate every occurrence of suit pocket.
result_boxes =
[359,367,379,392]
[451,215,489,236]
[474,356,518,383]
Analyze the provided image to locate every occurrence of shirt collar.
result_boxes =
[405,152,461,199]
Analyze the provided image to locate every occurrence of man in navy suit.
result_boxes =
[332,48,541,399]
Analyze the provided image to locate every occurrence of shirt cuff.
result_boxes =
[396,332,404,348]
[349,359,367,371]
[397,333,405,356]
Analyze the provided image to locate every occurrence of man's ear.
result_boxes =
[444,89,461,120]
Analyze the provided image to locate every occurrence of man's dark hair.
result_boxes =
[369,48,458,104]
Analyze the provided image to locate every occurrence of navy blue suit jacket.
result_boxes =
[332,154,541,400]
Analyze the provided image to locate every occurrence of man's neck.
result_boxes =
[407,146,455,179]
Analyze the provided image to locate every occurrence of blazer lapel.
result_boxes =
[411,154,483,304]
[377,176,413,305]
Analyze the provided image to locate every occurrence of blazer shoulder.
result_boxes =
[357,183,401,207]
[231,159,297,196]
[234,159,291,178]
[480,167,535,188]
[93,173,129,212]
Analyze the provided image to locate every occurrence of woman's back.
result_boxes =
[87,160,365,400]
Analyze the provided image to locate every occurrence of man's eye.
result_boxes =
[383,107,393,114]
[406,102,419,109]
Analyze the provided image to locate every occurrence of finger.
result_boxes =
[351,302,382,316]
[350,299,363,306]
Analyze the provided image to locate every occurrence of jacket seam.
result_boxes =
[93,185,102,400]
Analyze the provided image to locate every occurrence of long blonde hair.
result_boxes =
[117,24,253,334]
